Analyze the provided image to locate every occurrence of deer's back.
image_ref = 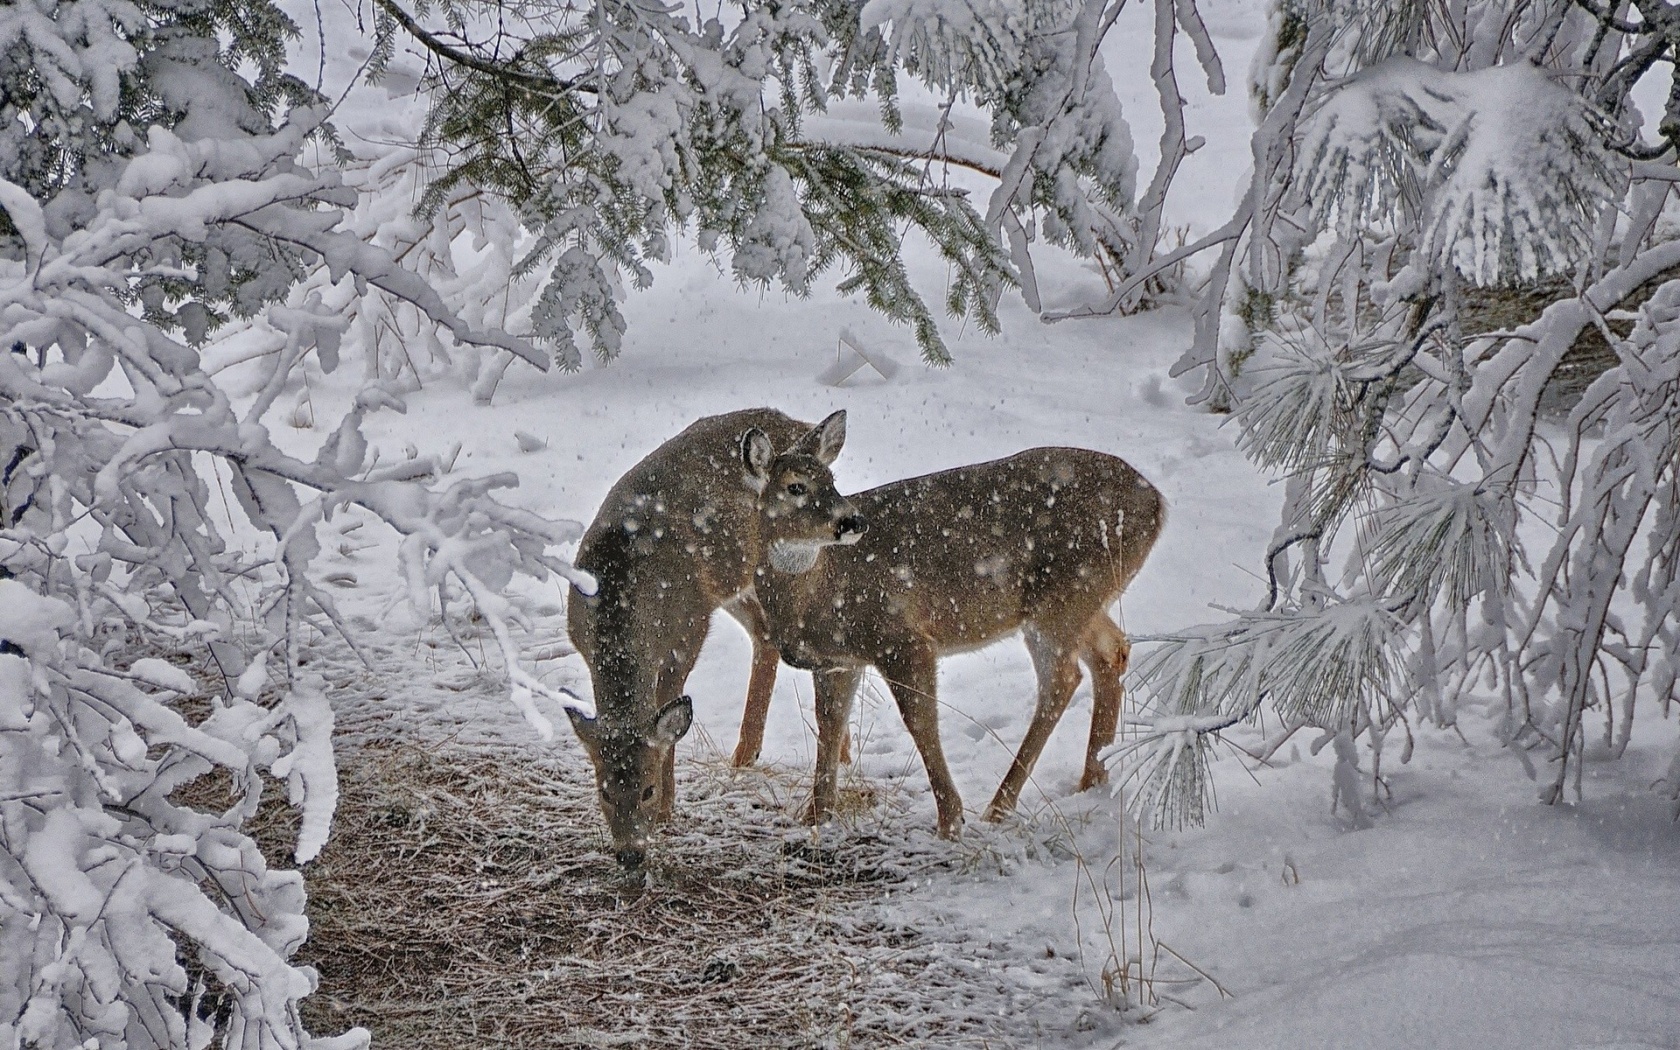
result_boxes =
[577,409,808,599]
[764,448,1163,663]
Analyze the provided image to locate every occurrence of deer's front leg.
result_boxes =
[732,634,782,767]
[651,625,706,822]
[878,641,964,839]
[805,665,861,826]
[728,593,852,768]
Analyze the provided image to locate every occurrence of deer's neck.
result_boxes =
[752,551,848,666]
[574,522,720,722]
[767,539,827,574]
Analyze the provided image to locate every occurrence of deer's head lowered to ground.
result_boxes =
[564,409,860,868]
[566,695,693,867]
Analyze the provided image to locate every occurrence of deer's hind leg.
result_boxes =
[986,621,1084,821]
[1078,613,1130,791]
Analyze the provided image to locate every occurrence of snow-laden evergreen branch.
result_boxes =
[1124,0,1680,827]
[1297,58,1622,286]
[1134,600,1406,727]
[859,0,1031,98]
[0,2,592,1043]
[1102,712,1235,832]
[1512,277,1680,802]
[1365,474,1514,612]
[374,0,1219,359]
[1116,599,1405,828]
[0,584,365,1049]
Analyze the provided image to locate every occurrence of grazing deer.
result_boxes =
[741,418,1164,839]
[565,409,863,866]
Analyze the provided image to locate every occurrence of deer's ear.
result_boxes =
[651,696,694,747]
[795,410,847,466]
[565,707,602,759]
[741,428,773,493]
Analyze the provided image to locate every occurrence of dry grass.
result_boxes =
[134,624,1112,1046]
[244,741,1029,1049]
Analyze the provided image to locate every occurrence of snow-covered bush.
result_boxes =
[0,586,359,1050]
[1,1,588,1045]
[369,0,1226,361]
[269,130,548,405]
[1114,0,1680,826]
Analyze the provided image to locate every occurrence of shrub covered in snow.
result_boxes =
[0,0,589,1045]
[1114,0,1680,827]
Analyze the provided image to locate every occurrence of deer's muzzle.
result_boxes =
[835,513,866,544]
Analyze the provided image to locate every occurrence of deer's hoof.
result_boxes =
[1077,767,1109,792]
[982,791,1018,823]
[730,748,758,768]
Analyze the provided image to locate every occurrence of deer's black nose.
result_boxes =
[835,514,866,542]
[616,847,646,868]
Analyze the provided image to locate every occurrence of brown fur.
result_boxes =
[566,408,814,862]
[746,440,1165,839]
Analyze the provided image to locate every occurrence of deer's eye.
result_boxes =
[641,785,655,802]
[786,482,807,496]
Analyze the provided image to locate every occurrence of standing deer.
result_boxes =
[741,417,1164,839]
[565,408,863,866]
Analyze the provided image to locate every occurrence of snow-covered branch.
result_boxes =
[0,2,590,1042]
[1131,0,1680,826]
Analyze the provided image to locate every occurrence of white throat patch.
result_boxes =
[769,540,825,574]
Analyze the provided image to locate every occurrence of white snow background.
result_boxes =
[226,1,1680,1046]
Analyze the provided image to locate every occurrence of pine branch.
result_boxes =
[372,0,593,98]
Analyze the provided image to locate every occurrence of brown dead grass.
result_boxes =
[242,741,1015,1049]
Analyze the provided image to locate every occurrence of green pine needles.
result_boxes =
[370,0,1144,365]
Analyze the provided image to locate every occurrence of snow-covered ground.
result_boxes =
[273,3,1680,1046]
[314,249,1680,1049]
